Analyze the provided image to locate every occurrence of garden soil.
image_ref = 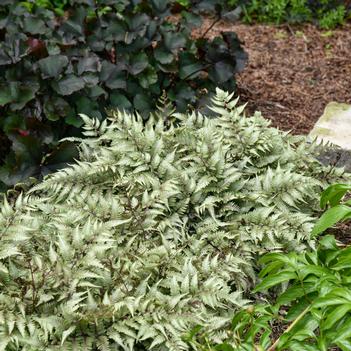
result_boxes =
[194,19,351,135]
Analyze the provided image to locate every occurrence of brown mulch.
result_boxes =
[195,19,351,135]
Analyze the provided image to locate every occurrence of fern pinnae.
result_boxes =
[0,89,347,350]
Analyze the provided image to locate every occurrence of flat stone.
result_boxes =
[315,147,351,172]
[309,102,351,171]
[309,102,351,150]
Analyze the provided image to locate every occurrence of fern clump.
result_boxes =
[0,89,343,350]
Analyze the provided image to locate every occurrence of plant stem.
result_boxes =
[267,306,310,351]
[201,16,220,38]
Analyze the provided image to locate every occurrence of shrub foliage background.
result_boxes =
[226,0,350,28]
[0,0,246,190]
[0,90,344,350]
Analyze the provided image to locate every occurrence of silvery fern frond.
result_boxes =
[0,89,345,350]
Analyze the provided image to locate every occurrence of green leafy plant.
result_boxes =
[19,0,69,15]
[188,182,351,351]
[312,183,351,236]
[318,5,346,30]
[227,0,350,28]
[0,0,247,190]
[188,237,351,350]
[0,89,343,350]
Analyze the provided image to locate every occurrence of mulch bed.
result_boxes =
[194,19,351,252]
[196,19,351,135]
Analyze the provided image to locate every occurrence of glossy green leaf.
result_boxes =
[332,256,351,270]
[60,7,85,36]
[210,61,235,83]
[255,271,297,292]
[0,81,39,110]
[318,234,338,250]
[81,73,99,88]
[164,32,187,51]
[277,284,313,305]
[154,47,174,64]
[286,298,310,321]
[179,62,204,80]
[290,314,318,339]
[312,205,351,236]
[42,141,79,170]
[259,259,285,278]
[128,53,149,75]
[334,319,351,343]
[133,93,151,113]
[151,0,168,12]
[88,86,107,99]
[320,183,351,209]
[260,251,299,265]
[139,67,158,88]
[181,12,203,29]
[52,75,85,96]
[323,304,351,330]
[100,61,126,89]
[313,296,349,309]
[65,112,84,128]
[336,339,351,351]
[284,340,319,351]
[299,265,331,278]
[214,343,235,351]
[44,96,71,121]
[77,56,101,75]
[109,93,132,110]
[0,88,13,106]
[23,16,47,34]
[0,49,12,65]
[38,55,69,78]
[128,13,149,32]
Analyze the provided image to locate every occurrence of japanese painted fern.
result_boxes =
[0,89,343,350]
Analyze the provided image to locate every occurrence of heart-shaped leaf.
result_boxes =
[139,67,158,88]
[100,61,127,89]
[209,61,235,83]
[77,55,101,75]
[128,53,149,75]
[52,75,85,96]
[154,47,174,64]
[151,0,169,13]
[44,96,71,121]
[164,32,187,51]
[110,93,132,110]
[38,55,69,78]
[0,87,13,106]
[133,93,151,113]
[10,83,40,110]
[23,16,47,35]
[180,62,204,80]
